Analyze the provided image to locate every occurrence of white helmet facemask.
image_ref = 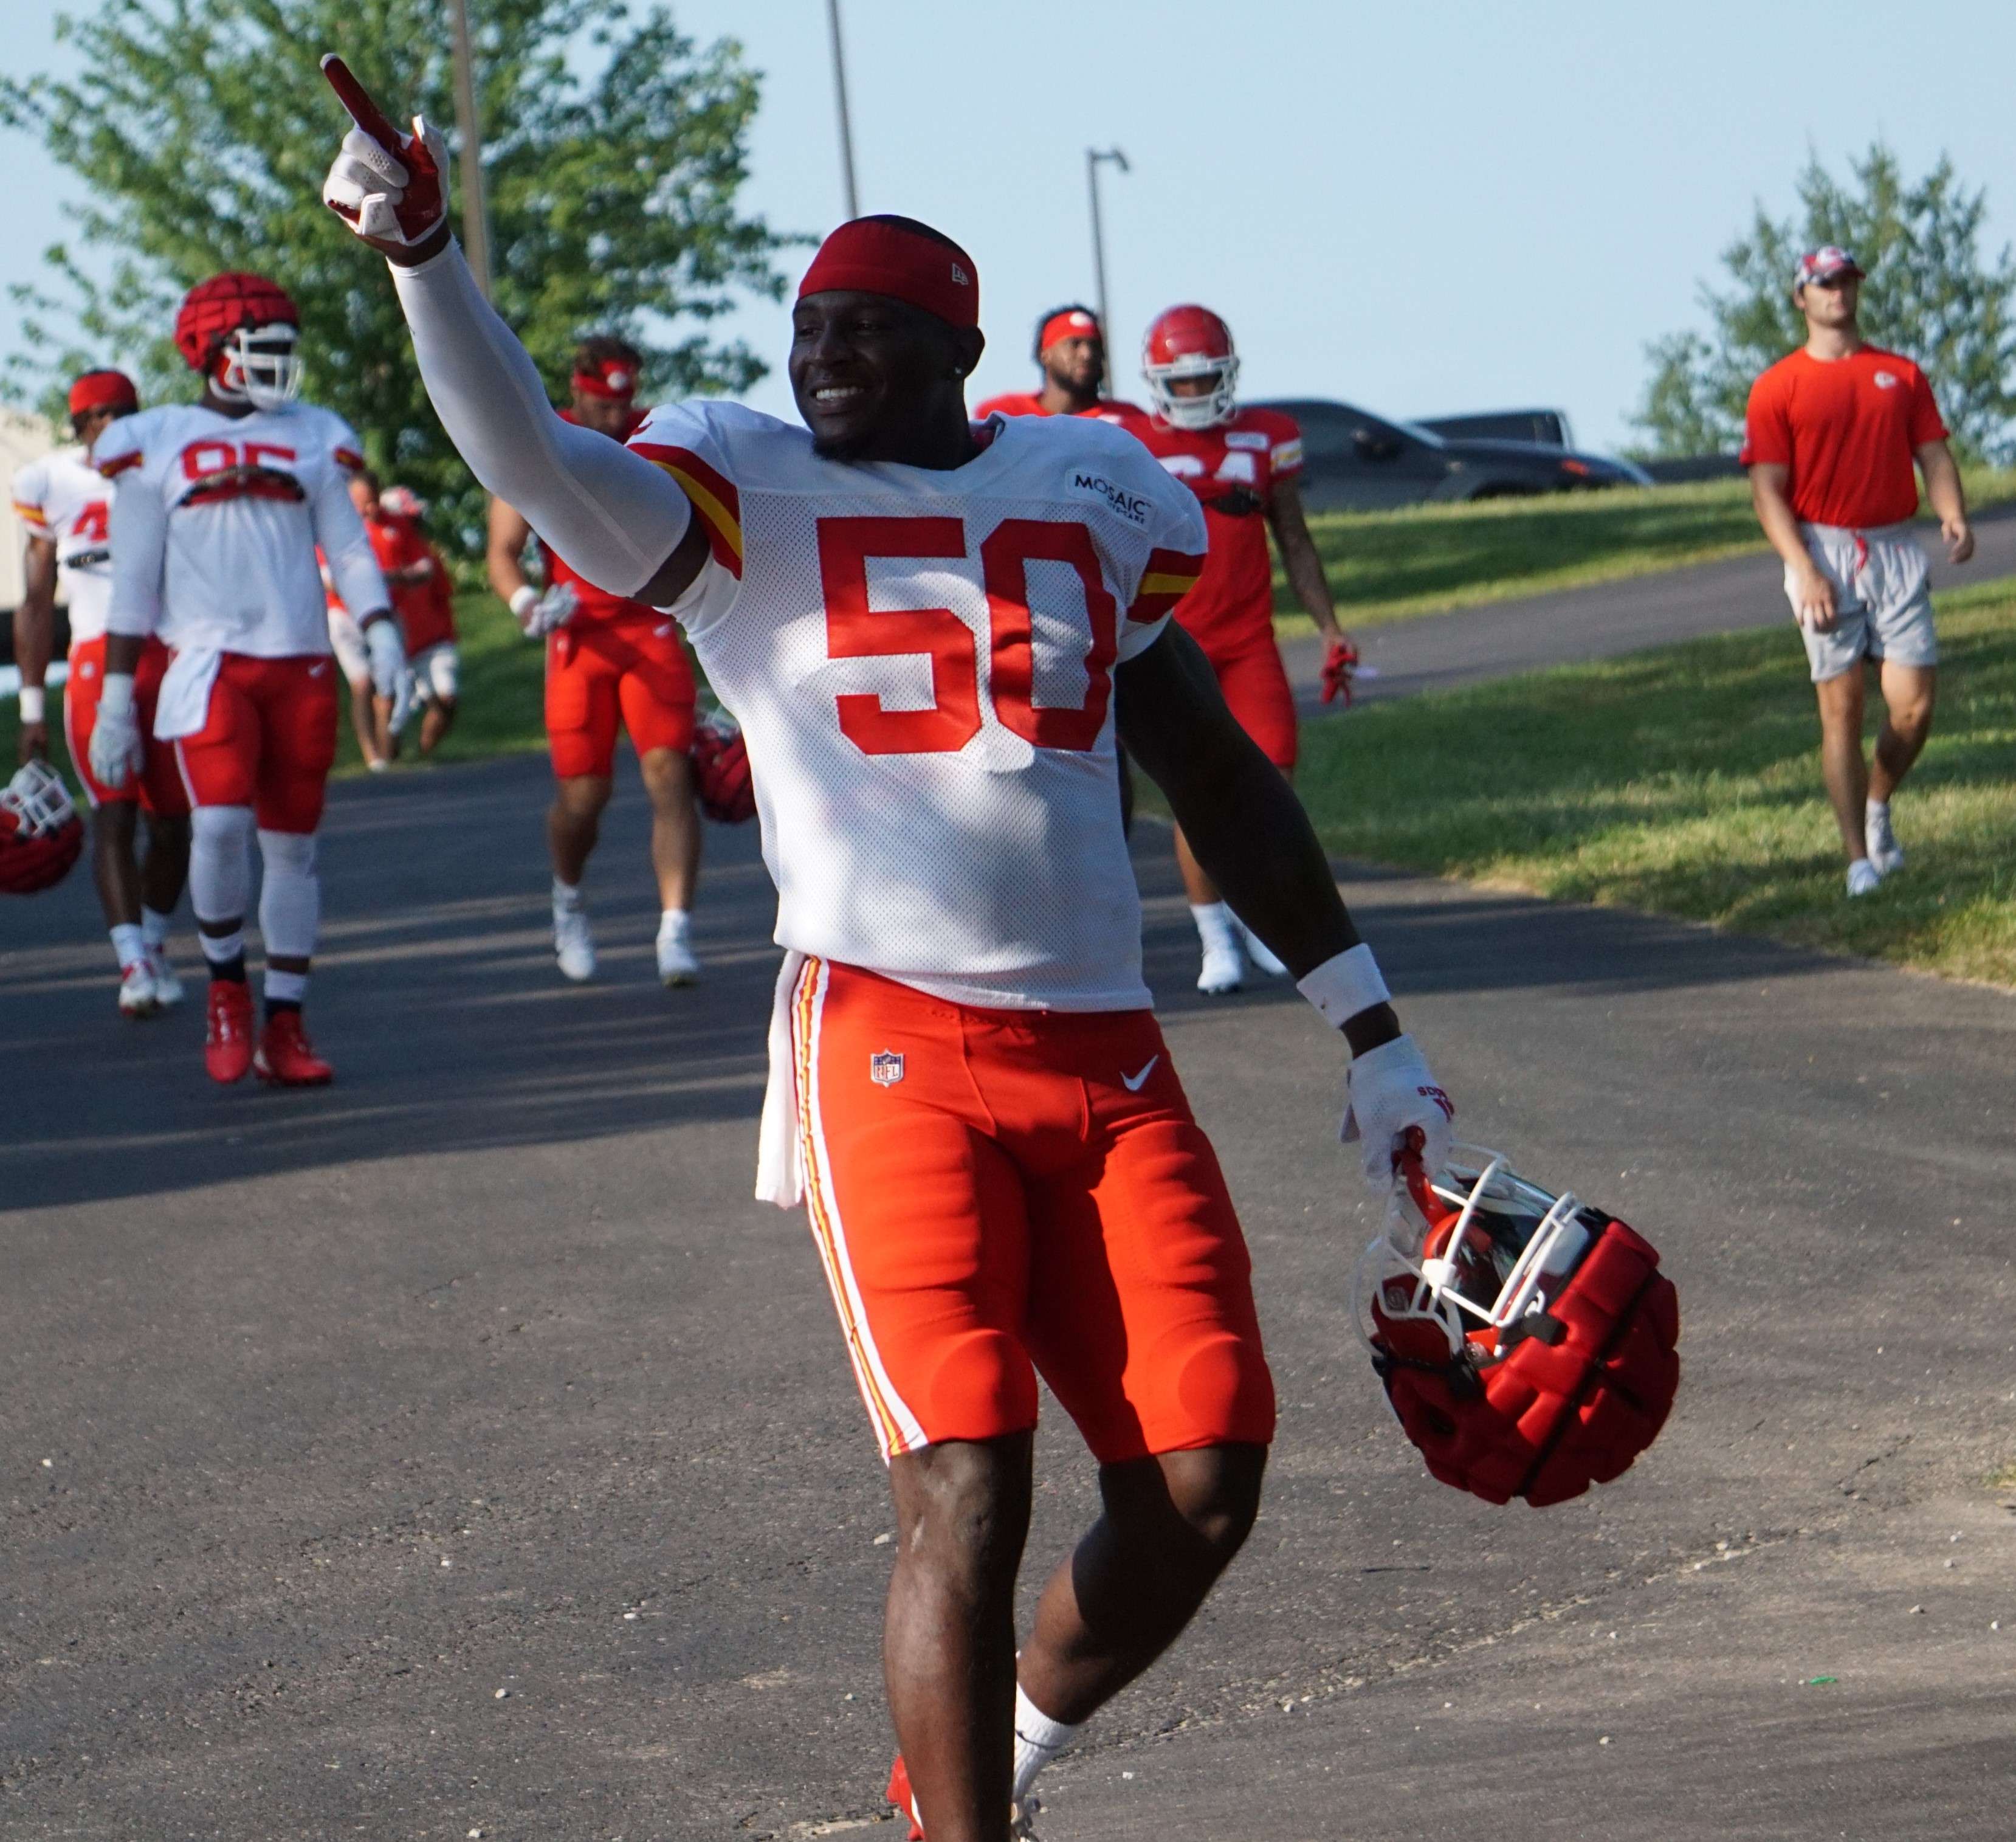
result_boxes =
[215,322,304,412]
[1144,351,1239,430]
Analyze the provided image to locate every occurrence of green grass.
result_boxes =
[1276,466,2016,634]
[1291,579,2016,987]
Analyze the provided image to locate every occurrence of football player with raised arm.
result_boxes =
[322,64,1454,1842]
[1132,306,1360,995]
[92,272,404,1086]
[486,335,708,987]
[12,368,191,1015]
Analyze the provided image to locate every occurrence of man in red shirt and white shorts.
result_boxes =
[1129,305,1359,992]
[352,468,459,754]
[1744,246,1973,897]
[487,337,706,987]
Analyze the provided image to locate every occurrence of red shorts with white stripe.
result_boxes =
[790,957,1276,1464]
[545,613,697,780]
[174,653,339,833]
[63,635,190,816]
[1209,640,1298,771]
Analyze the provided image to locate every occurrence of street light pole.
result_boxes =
[1087,147,1130,367]
[826,0,861,221]
[447,0,493,297]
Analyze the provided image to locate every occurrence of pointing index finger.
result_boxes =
[320,53,403,151]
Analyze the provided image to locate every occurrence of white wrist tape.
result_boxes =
[17,686,44,723]
[510,584,540,620]
[98,672,136,720]
[1296,943,1391,1029]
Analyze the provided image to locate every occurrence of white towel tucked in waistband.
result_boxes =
[754,949,808,1209]
[151,647,222,741]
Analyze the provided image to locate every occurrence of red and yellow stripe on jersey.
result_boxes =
[11,499,50,533]
[1128,546,1205,624]
[630,440,745,579]
[96,450,142,480]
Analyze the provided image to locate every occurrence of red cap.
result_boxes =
[798,217,978,328]
[67,369,139,416]
[571,356,639,401]
[1039,308,1100,353]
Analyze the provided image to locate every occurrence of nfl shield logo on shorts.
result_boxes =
[870,1050,906,1088]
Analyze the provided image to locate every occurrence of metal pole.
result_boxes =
[447,0,493,297]
[1087,147,1129,377]
[826,0,861,221]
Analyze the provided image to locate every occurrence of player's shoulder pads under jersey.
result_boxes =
[628,398,794,584]
[10,450,52,517]
[273,401,366,471]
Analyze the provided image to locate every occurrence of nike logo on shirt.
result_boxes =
[1121,1055,1160,1092]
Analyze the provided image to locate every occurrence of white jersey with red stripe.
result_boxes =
[95,401,382,657]
[628,400,1207,1012]
[10,446,115,642]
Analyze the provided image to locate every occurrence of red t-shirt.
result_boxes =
[1740,346,1947,528]
[544,407,658,624]
[1124,405,1304,658]
[973,392,1147,427]
[365,512,456,652]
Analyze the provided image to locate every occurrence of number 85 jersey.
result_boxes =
[629,401,1206,1012]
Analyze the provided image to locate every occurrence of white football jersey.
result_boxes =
[629,402,1207,1011]
[10,446,115,643]
[96,401,385,657]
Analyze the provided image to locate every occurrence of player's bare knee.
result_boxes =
[1163,1446,1265,1564]
[890,1438,1031,1587]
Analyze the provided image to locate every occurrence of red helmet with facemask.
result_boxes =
[173,272,305,412]
[1141,303,1239,430]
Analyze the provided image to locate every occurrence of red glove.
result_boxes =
[1319,635,1360,706]
[319,55,449,260]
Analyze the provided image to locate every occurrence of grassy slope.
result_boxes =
[1292,580,2016,986]
[1279,467,2016,632]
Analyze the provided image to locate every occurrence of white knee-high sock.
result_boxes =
[257,829,321,962]
[1011,1682,1082,1808]
[188,805,254,925]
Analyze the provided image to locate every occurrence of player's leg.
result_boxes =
[134,641,193,1006]
[619,623,703,986]
[1862,545,1938,877]
[1812,662,1875,888]
[62,635,157,1013]
[329,608,386,771]
[417,644,459,754]
[544,633,620,981]
[174,661,261,1078]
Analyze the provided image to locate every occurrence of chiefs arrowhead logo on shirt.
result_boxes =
[1873,371,1899,389]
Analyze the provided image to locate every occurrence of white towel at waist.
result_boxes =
[151,647,224,741]
[754,949,808,1209]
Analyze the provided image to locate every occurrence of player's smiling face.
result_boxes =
[790,289,985,463]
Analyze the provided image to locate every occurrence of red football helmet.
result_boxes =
[0,761,85,895]
[174,272,304,411]
[690,708,756,824]
[1355,1143,1681,1508]
[1142,304,1239,429]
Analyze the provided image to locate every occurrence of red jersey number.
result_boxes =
[816,516,1116,757]
[72,500,110,543]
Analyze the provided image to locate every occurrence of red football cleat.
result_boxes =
[204,980,256,1084]
[887,1756,923,1841]
[253,1010,334,1086]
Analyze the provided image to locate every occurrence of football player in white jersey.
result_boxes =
[12,368,191,1015]
[325,65,1455,1842]
[92,271,404,1087]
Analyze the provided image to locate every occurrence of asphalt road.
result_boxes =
[6,542,2016,1840]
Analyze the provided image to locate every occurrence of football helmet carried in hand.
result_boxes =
[1355,1141,1679,1507]
[0,761,85,894]
[690,707,756,824]
[1142,305,1239,430]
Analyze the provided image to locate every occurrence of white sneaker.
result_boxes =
[117,961,160,1018]
[1197,936,1245,995]
[656,931,701,987]
[553,902,597,981]
[1865,807,1905,875]
[1234,916,1288,977]
[146,946,185,1009]
[1846,858,1883,897]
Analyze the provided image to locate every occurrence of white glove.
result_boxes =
[363,612,407,702]
[319,58,449,257]
[513,581,577,637]
[89,671,143,790]
[1341,1033,1454,1193]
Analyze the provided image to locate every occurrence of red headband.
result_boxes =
[798,218,979,328]
[69,369,139,416]
[1040,309,1099,353]
[572,357,639,401]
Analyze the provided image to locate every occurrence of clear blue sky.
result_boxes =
[7,1,2015,450]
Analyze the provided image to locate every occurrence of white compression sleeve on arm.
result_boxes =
[106,471,168,640]
[391,241,691,598]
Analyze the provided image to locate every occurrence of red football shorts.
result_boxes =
[791,958,1277,1464]
[1211,641,1298,771]
[63,634,189,816]
[545,613,697,780]
[174,653,339,833]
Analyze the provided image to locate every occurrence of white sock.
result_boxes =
[1189,900,1237,948]
[657,907,691,943]
[552,877,583,912]
[1866,799,1890,823]
[110,922,146,971]
[256,829,320,961]
[1011,1682,1081,1809]
[199,928,245,967]
[264,968,308,1006]
[141,906,173,950]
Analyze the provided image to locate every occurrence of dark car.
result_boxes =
[1254,398,1653,514]
[1417,407,1574,448]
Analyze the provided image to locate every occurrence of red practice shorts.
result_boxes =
[791,958,1277,1464]
[1210,641,1298,771]
[63,635,189,816]
[174,653,339,833]
[545,613,697,780]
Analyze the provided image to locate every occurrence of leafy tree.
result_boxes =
[1631,143,2016,463]
[2,0,795,549]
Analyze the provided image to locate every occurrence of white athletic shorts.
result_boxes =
[408,641,459,705]
[1787,521,1936,683]
[327,605,371,689]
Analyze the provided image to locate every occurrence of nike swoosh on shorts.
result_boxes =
[1121,1055,1160,1092]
